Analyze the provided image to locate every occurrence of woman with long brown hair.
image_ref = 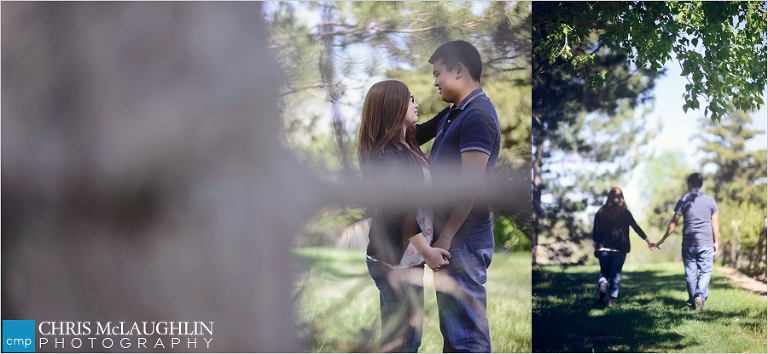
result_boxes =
[592,187,655,307]
[358,80,450,352]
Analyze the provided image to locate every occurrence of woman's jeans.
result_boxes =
[682,245,714,307]
[597,250,627,298]
[366,257,424,353]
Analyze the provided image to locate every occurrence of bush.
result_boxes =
[494,213,531,252]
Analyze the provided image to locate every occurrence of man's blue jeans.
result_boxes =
[366,257,424,353]
[434,247,493,353]
[597,251,627,298]
[682,245,714,307]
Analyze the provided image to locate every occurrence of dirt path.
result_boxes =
[717,266,767,298]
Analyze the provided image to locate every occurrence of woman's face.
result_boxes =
[609,188,624,207]
[612,195,624,207]
[403,94,419,127]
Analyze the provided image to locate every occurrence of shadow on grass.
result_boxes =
[532,266,764,352]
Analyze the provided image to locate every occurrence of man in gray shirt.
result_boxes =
[654,173,720,311]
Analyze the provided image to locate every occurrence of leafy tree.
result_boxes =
[534,1,767,120]
[718,199,767,277]
[696,111,767,206]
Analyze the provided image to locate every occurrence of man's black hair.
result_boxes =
[429,40,483,83]
[687,173,704,188]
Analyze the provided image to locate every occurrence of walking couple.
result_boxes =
[592,173,720,310]
[358,40,500,352]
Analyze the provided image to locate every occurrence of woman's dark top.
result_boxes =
[365,142,424,265]
[592,208,648,253]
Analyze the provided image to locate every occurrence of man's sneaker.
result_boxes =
[694,296,705,311]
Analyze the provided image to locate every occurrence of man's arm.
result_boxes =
[656,213,682,248]
[432,150,489,251]
[711,213,720,255]
[415,106,451,146]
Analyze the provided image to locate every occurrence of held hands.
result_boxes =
[428,236,451,271]
[646,239,660,251]
[423,247,450,271]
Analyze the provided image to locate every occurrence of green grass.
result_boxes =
[533,262,767,353]
[292,247,532,352]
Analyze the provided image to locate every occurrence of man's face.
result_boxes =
[432,58,460,104]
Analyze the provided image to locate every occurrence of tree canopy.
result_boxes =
[534,1,767,120]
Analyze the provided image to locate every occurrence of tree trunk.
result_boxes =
[319,2,351,172]
[531,140,544,265]
[1,2,319,351]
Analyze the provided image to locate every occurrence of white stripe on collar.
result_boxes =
[450,90,486,111]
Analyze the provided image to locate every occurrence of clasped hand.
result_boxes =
[646,239,661,251]
[423,247,450,271]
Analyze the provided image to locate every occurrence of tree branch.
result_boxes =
[537,19,615,31]
[488,55,523,63]
[278,84,326,97]
[312,9,507,39]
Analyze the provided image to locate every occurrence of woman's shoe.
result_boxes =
[597,291,606,306]
[607,298,615,308]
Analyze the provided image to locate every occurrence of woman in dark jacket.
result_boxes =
[592,187,654,307]
[358,80,450,352]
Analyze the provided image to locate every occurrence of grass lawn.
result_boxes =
[533,262,767,353]
[292,247,532,352]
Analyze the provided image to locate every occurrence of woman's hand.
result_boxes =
[407,231,450,270]
[422,247,450,271]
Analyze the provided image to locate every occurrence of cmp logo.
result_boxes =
[2,320,36,353]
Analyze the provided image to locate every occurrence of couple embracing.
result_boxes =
[358,40,500,352]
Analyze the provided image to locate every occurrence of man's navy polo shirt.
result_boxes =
[429,87,501,249]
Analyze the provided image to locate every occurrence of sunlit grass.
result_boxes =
[293,247,532,352]
[533,262,767,353]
